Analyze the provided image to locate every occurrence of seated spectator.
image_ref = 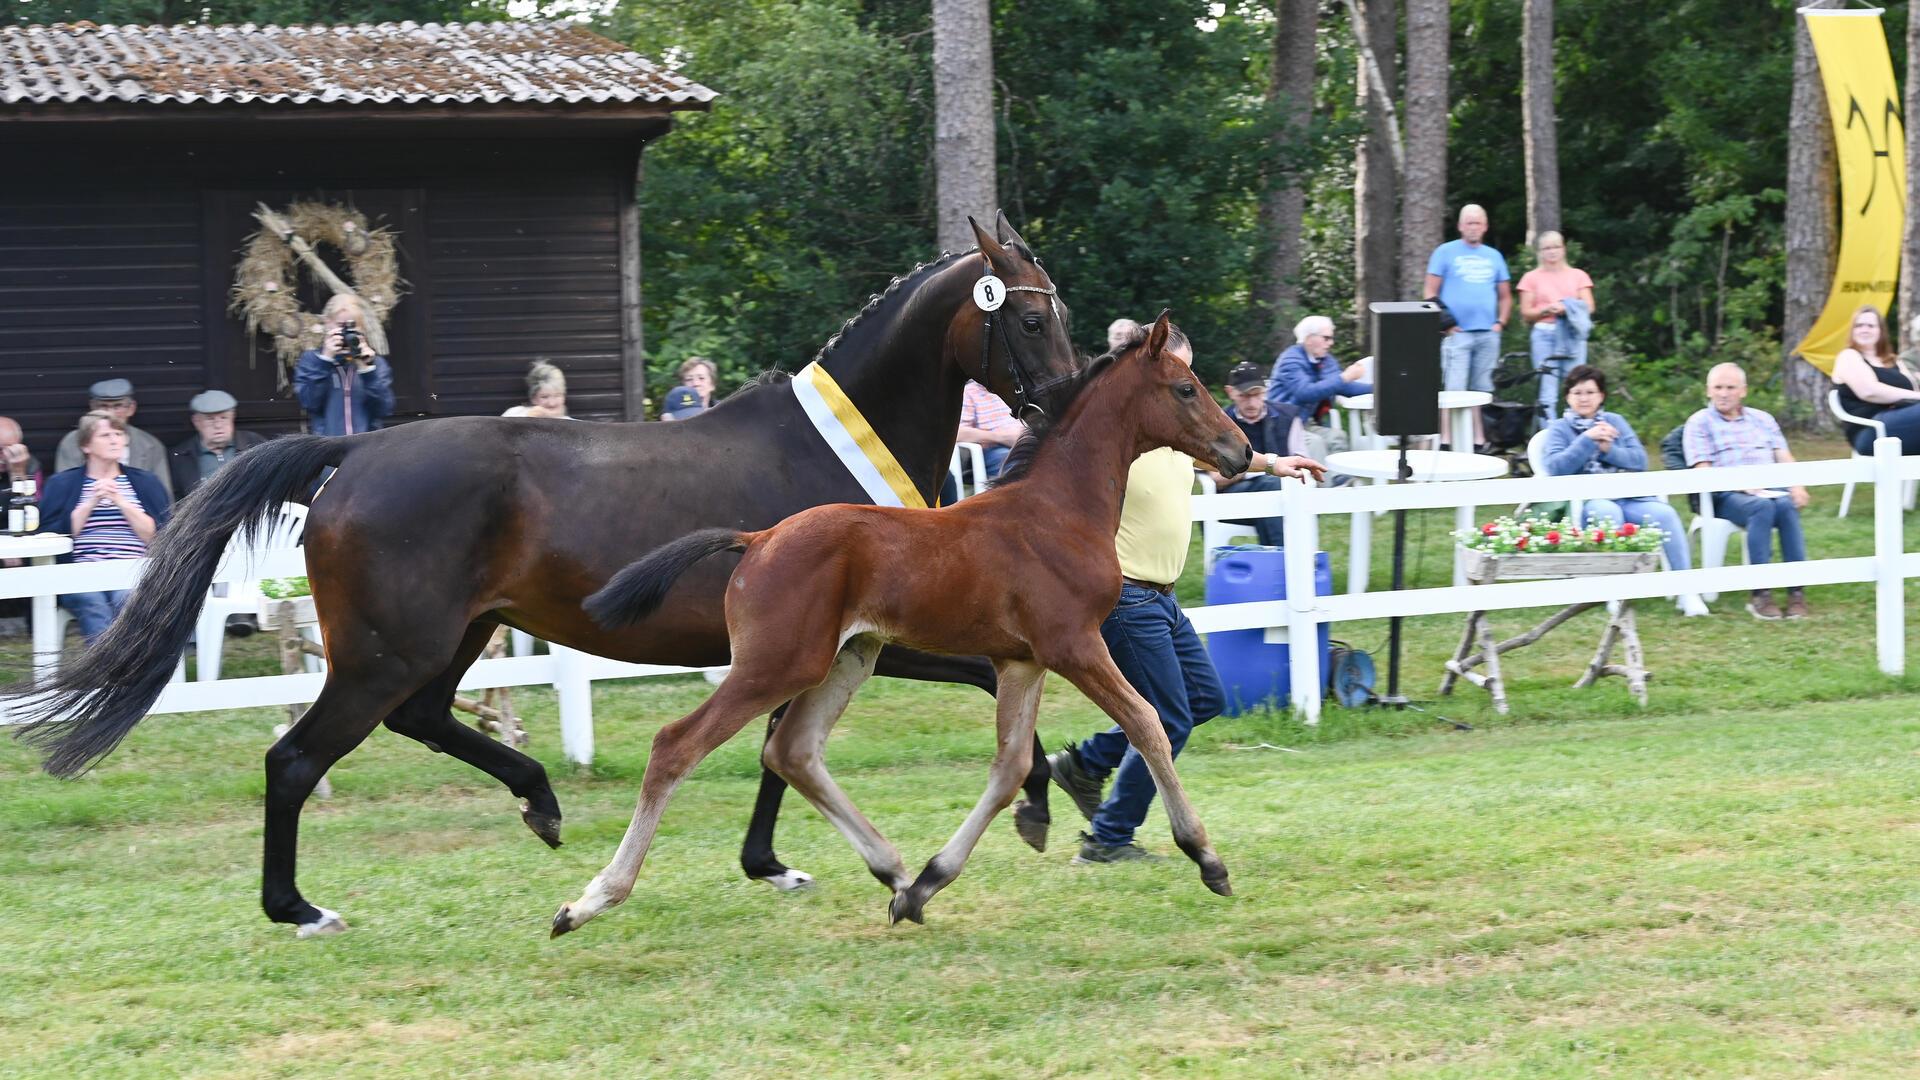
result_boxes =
[54,378,173,499]
[169,390,266,498]
[0,415,43,492]
[1267,315,1370,458]
[660,386,706,421]
[1683,362,1810,621]
[1542,366,1706,617]
[678,357,718,409]
[294,293,396,437]
[39,411,172,645]
[1205,362,1315,547]
[1832,304,1920,454]
[503,360,573,419]
[941,379,1025,504]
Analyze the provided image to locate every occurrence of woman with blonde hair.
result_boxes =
[1833,304,1920,454]
[37,411,173,644]
[677,357,717,409]
[1517,229,1596,413]
[503,359,570,419]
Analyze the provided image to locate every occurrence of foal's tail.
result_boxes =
[8,436,352,778]
[584,527,749,629]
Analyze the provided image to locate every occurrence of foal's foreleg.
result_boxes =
[888,660,1048,925]
[1055,650,1231,897]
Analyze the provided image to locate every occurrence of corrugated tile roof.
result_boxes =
[0,20,716,108]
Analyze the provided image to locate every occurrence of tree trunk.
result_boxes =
[1253,0,1318,357]
[932,0,997,253]
[1399,0,1448,298]
[1353,0,1400,348]
[1520,0,1560,247]
[1903,0,1920,338]
[1785,0,1838,430]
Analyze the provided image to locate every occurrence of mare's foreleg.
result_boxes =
[1053,647,1231,897]
[738,704,813,890]
[889,660,1048,925]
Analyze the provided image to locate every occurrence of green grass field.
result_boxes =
[6,439,1920,1077]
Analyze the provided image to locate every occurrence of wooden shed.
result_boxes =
[0,20,714,454]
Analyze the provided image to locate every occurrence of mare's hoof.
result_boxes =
[755,868,815,892]
[887,891,927,926]
[1204,875,1233,897]
[295,907,348,938]
[521,805,564,849]
[1012,799,1050,852]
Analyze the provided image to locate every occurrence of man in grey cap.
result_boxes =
[169,389,267,497]
[55,378,173,497]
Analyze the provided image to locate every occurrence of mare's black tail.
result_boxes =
[584,528,747,629]
[8,436,353,778]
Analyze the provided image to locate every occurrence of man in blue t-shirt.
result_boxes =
[1424,204,1511,448]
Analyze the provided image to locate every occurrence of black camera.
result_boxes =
[334,320,362,364]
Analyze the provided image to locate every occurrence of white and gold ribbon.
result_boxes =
[791,361,927,509]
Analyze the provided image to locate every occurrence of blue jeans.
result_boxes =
[1577,497,1690,570]
[1714,492,1808,565]
[1075,585,1225,846]
[1442,329,1499,393]
[1531,322,1586,409]
[59,589,129,646]
[1221,473,1285,547]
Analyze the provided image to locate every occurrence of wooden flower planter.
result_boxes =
[1459,548,1658,583]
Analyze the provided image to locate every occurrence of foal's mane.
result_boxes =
[989,346,1123,487]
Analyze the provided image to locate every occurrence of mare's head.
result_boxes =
[953,213,1080,426]
[1108,311,1251,476]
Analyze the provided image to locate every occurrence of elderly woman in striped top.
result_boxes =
[38,410,172,645]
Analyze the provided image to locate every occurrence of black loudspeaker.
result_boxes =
[1369,301,1443,437]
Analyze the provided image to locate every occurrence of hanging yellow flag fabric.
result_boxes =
[1796,8,1906,373]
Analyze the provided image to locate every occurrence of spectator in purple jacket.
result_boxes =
[1267,315,1371,458]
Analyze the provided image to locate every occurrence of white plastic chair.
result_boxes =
[1829,389,1917,517]
[1687,487,1750,604]
[947,441,990,501]
[1524,429,1581,525]
[1194,472,1260,574]
[195,502,317,681]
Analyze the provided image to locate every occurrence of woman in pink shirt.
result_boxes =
[1518,230,1596,416]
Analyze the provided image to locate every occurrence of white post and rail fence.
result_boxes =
[3,438,1916,755]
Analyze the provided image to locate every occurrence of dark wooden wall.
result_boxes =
[0,127,651,462]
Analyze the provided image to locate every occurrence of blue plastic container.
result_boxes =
[1204,547,1333,716]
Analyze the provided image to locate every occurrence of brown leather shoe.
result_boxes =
[1746,590,1783,621]
[1785,591,1810,619]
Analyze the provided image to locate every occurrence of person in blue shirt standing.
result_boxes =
[294,293,396,437]
[1424,204,1512,449]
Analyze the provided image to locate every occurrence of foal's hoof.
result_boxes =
[1011,799,1050,853]
[521,804,563,849]
[887,890,927,926]
[755,868,815,892]
[550,904,584,938]
[295,907,348,939]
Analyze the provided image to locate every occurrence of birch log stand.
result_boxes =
[1439,550,1659,714]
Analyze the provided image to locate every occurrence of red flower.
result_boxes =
[1593,529,1605,542]
[1482,522,1497,535]
[1620,522,1638,536]
[1516,536,1529,549]
[1546,530,1561,544]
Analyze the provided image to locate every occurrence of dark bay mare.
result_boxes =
[562,313,1253,934]
[9,216,1082,938]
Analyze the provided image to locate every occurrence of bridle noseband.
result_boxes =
[977,281,1072,425]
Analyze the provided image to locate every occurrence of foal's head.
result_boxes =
[1108,311,1252,476]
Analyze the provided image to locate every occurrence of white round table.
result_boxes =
[0,533,73,681]
[1325,449,1509,592]
[1333,391,1493,454]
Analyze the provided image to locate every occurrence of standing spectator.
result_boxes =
[659,386,706,421]
[38,412,172,645]
[1045,324,1324,865]
[1208,362,1312,547]
[1424,204,1512,448]
[294,293,395,437]
[1266,314,1371,458]
[503,360,572,419]
[1517,230,1597,415]
[1832,305,1920,454]
[54,378,173,498]
[1542,366,1707,617]
[678,357,718,410]
[0,415,43,491]
[168,390,266,498]
[1683,363,1811,621]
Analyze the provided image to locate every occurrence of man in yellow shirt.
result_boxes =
[1049,324,1324,864]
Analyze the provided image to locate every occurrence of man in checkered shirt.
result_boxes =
[1683,362,1811,621]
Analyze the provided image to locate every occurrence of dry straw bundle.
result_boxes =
[230,201,407,386]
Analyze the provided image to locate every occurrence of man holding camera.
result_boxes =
[295,293,395,437]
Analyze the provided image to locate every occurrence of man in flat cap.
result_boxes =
[55,378,173,498]
[169,390,267,498]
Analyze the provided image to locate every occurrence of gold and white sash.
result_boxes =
[790,361,927,509]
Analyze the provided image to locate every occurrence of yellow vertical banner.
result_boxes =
[1797,9,1906,372]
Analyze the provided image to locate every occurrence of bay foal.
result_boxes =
[560,312,1253,934]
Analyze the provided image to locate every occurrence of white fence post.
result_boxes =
[1874,436,1905,676]
[551,644,595,765]
[1282,478,1323,724]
